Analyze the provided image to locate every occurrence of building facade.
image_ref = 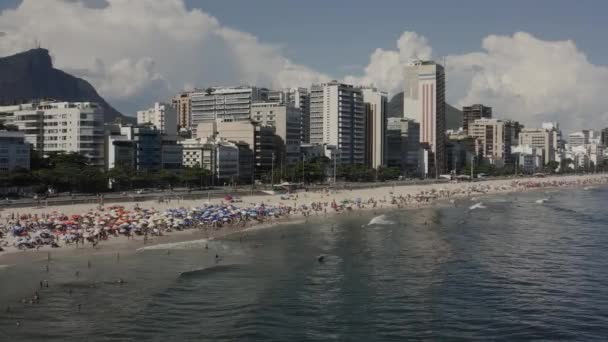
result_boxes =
[601,128,608,147]
[462,104,492,134]
[309,81,365,165]
[172,91,193,130]
[0,131,30,171]
[568,131,590,147]
[469,118,519,166]
[512,145,544,173]
[361,86,387,169]
[446,133,478,174]
[105,124,182,171]
[285,87,310,144]
[518,128,555,165]
[251,102,302,166]
[137,102,178,137]
[7,101,105,166]
[385,118,421,175]
[403,60,446,175]
[179,138,253,183]
[190,87,268,130]
[196,119,275,179]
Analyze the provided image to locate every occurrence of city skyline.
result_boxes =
[1,0,608,131]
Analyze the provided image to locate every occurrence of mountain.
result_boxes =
[445,103,463,131]
[0,48,131,123]
[387,91,463,130]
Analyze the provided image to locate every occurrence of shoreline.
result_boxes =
[1,174,607,265]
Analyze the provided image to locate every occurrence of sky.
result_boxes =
[1,0,607,131]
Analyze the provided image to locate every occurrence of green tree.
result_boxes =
[181,166,212,189]
[159,169,180,190]
[107,166,137,190]
[377,167,401,181]
[562,158,574,172]
[544,160,560,173]
[45,151,89,169]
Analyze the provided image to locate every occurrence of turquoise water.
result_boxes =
[2,187,608,341]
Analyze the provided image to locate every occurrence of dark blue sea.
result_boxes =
[2,186,608,341]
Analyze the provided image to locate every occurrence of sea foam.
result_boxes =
[368,215,395,226]
[137,238,209,251]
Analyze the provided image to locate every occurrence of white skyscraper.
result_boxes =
[360,86,387,169]
[309,81,365,165]
[190,86,268,130]
[137,102,178,137]
[7,101,105,166]
[403,60,446,175]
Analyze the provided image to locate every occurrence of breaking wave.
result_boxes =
[137,239,210,251]
[368,215,395,225]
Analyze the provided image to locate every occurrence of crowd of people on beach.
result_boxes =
[0,175,607,254]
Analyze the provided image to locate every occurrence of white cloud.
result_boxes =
[346,31,608,130]
[0,1,606,130]
[0,0,329,114]
[447,32,608,130]
[344,31,432,93]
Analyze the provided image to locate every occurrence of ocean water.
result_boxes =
[2,186,608,341]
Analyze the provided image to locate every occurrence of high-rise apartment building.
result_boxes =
[7,101,105,166]
[172,91,193,129]
[251,102,302,166]
[518,128,555,164]
[196,119,275,179]
[361,86,387,169]
[462,104,492,134]
[190,86,268,130]
[179,138,253,183]
[309,81,365,165]
[385,118,421,175]
[105,124,182,171]
[403,60,446,175]
[285,88,310,144]
[601,128,608,146]
[137,102,178,137]
[568,131,589,147]
[469,118,519,166]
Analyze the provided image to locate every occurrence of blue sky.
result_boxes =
[183,0,608,78]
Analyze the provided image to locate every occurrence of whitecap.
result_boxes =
[368,214,395,225]
[535,198,549,204]
[137,238,209,251]
[469,202,487,210]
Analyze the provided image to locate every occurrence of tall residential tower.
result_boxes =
[403,60,446,176]
[310,81,365,165]
[361,86,387,169]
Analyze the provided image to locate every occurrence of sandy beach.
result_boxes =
[1,174,607,264]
